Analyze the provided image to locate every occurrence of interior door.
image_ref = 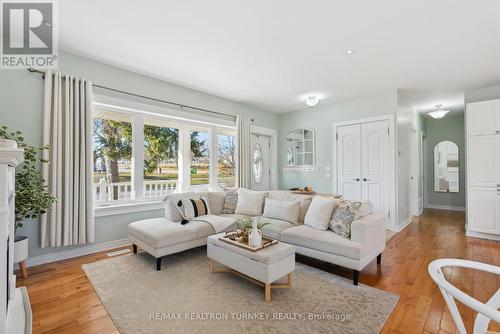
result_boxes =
[336,124,362,200]
[361,120,389,215]
[250,133,270,191]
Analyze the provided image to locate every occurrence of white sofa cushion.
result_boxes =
[262,198,300,224]
[128,218,214,248]
[235,188,266,216]
[358,201,373,218]
[208,191,225,215]
[280,225,363,260]
[256,217,294,240]
[268,190,314,224]
[304,196,337,230]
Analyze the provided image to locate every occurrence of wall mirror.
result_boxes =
[434,141,459,192]
[283,128,318,171]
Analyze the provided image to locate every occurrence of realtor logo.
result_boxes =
[1,0,58,69]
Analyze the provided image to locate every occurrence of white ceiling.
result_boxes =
[399,90,465,118]
[60,0,500,113]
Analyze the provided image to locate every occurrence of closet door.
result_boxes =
[468,186,500,234]
[361,120,389,215]
[336,124,361,200]
[468,135,500,187]
[467,99,500,136]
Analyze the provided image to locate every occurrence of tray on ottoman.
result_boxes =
[219,233,278,252]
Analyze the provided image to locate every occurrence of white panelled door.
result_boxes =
[361,121,390,215]
[336,120,390,216]
[337,124,361,200]
[250,133,270,191]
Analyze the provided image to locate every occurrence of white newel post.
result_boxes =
[0,139,32,334]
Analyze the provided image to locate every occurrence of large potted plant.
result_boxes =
[0,126,56,276]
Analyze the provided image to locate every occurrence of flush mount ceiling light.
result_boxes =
[345,49,355,55]
[428,104,450,119]
[304,95,320,108]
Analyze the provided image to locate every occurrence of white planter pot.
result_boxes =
[14,235,29,263]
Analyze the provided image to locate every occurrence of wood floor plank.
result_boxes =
[15,209,500,334]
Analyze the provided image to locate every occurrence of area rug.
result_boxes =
[83,247,398,334]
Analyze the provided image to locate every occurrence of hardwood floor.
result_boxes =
[16,209,500,334]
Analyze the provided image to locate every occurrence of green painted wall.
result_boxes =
[396,92,427,224]
[0,51,279,258]
[277,91,397,194]
[425,112,465,209]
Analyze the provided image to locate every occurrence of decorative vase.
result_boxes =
[248,220,262,247]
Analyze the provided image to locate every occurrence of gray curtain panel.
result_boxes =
[236,115,251,189]
[41,71,95,248]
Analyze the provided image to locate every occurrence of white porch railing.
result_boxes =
[94,179,178,203]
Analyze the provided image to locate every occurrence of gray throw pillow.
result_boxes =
[222,189,238,214]
[329,200,362,238]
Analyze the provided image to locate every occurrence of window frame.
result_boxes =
[92,94,236,213]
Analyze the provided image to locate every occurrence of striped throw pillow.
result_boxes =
[177,197,211,221]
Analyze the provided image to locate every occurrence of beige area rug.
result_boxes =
[83,247,398,334]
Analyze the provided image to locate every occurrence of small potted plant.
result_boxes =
[236,217,270,244]
[0,126,56,276]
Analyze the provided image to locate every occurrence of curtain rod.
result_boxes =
[27,68,238,121]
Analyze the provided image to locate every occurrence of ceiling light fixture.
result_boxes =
[428,104,450,119]
[304,95,320,108]
[345,49,355,55]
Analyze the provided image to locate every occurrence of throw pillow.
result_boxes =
[235,188,266,216]
[177,197,211,224]
[222,189,238,214]
[262,198,300,224]
[329,200,362,238]
[304,196,337,230]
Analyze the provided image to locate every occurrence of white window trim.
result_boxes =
[94,200,165,218]
[93,94,237,212]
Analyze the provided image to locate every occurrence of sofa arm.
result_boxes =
[351,214,387,252]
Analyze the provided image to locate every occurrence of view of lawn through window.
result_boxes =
[217,134,236,188]
[190,131,209,188]
[92,106,236,204]
[93,110,133,201]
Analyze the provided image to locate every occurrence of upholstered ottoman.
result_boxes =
[207,233,295,302]
[128,218,214,270]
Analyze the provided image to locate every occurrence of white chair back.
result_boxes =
[428,259,500,334]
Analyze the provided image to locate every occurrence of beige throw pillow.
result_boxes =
[262,198,300,224]
[235,188,266,216]
[304,196,337,230]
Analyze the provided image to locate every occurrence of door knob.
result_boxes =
[363,178,368,182]
[352,178,360,181]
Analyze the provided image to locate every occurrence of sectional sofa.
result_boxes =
[128,190,387,285]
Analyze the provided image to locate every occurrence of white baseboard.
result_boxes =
[395,218,412,232]
[466,230,500,241]
[425,204,465,212]
[22,238,130,268]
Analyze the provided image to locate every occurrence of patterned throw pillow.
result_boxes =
[329,200,362,238]
[222,189,238,214]
[177,197,211,224]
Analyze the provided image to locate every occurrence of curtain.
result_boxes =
[41,71,94,248]
[236,115,251,189]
